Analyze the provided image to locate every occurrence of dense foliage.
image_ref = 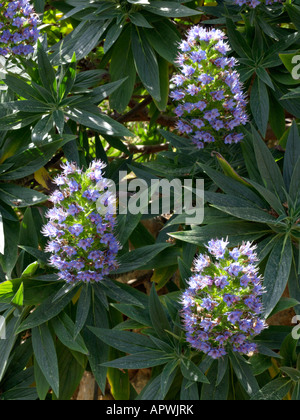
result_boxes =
[0,0,300,401]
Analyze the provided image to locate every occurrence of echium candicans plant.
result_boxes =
[172,122,300,319]
[170,26,248,150]
[0,0,40,56]
[181,239,267,359]
[42,160,120,284]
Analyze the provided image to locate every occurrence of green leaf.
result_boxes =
[54,343,86,401]
[37,42,57,97]
[144,20,180,64]
[180,358,210,384]
[153,56,169,112]
[109,25,136,113]
[251,125,286,202]
[32,324,59,397]
[280,367,300,382]
[280,333,298,367]
[11,282,24,307]
[268,297,300,319]
[159,359,179,399]
[104,22,124,54]
[65,106,133,137]
[88,327,157,354]
[113,242,172,274]
[129,12,153,28]
[226,18,252,59]
[229,350,260,397]
[74,284,91,338]
[144,1,200,17]
[283,121,300,190]
[51,312,89,355]
[131,27,161,102]
[289,157,300,203]
[149,283,173,343]
[200,360,229,400]
[286,4,300,31]
[263,236,293,318]
[31,114,54,145]
[250,77,269,138]
[180,377,199,400]
[0,315,19,381]
[0,184,47,208]
[34,358,50,400]
[251,378,292,400]
[16,286,79,333]
[81,295,109,394]
[0,211,4,255]
[89,78,128,105]
[101,350,172,369]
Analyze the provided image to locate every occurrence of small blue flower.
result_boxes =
[42,160,120,284]
[181,239,267,358]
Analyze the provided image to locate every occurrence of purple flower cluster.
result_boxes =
[0,1,39,56]
[234,0,282,7]
[171,26,248,149]
[181,239,267,359]
[42,160,120,284]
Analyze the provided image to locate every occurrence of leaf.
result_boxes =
[268,297,300,319]
[74,284,91,338]
[81,295,109,394]
[251,378,292,400]
[103,22,124,54]
[251,125,286,202]
[32,324,59,397]
[65,106,133,137]
[88,327,157,354]
[0,315,19,381]
[200,360,229,400]
[229,350,260,397]
[51,312,89,355]
[0,211,4,255]
[131,27,161,102]
[280,367,300,382]
[180,377,199,400]
[144,1,200,17]
[34,167,52,191]
[263,236,293,318]
[250,77,269,138]
[149,283,173,343]
[37,42,57,96]
[226,18,252,59]
[0,184,47,208]
[153,56,170,112]
[289,157,300,203]
[180,358,210,384]
[55,343,86,401]
[109,25,136,113]
[283,121,300,190]
[31,114,54,145]
[113,242,173,274]
[101,350,172,369]
[16,286,79,333]
[129,12,153,28]
[34,358,50,401]
[144,20,180,64]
